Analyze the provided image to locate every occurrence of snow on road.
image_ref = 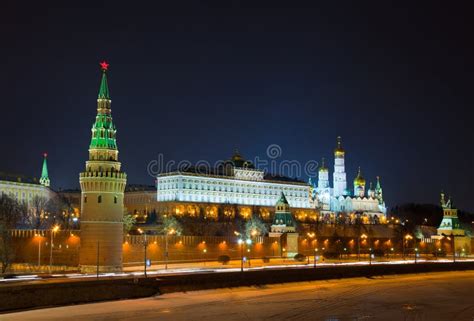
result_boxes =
[3,271,474,321]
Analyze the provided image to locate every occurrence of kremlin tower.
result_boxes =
[39,153,50,187]
[333,136,347,197]
[79,62,127,272]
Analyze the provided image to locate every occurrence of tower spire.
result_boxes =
[98,61,110,99]
[39,153,50,187]
[90,62,117,151]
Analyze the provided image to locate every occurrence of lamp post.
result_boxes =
[165,228,176,270]
[360,234,367,262]
[452,234,456,263]
[35,234,41,268]
[403,234,412,260]
[49,225,60,271]
[314,248,318,268]
[138,228,148,277]
[307,232,315,263]
[357,236,360,261]
[238,238,252,272]
[442,233,455,263]
[238,239,244,272]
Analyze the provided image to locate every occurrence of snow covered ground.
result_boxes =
[3,271,474,321]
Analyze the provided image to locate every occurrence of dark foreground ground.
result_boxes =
[3,271,474,321]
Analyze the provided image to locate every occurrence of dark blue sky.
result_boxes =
[1,2,473,210]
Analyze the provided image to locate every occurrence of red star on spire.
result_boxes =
[100,61,109,71]
[43,152,48,158]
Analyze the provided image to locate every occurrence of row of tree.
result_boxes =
[0,195,26,273]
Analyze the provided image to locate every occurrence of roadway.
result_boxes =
[3,271,474,321]
[2,257,471,284]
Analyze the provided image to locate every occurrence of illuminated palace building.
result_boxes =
[157,150,311,208]
[311,136,387,224]
[0,154,52,207]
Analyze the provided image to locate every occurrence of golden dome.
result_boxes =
[334,136,345,158]
[353,167,366,186]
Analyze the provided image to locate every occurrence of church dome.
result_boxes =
[227,149,254,168]
[334,136,345,158]
[353,167,366,186]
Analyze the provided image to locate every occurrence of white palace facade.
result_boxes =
[0,154,52,207]
[157,151,312,208]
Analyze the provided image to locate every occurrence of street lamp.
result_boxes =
[238,239,244,271]
[442,233,455,263]
[238,238,252,272]
[359,234,367,261]
[35,233,42,268]
[138,229,148,277]
[49,225,60,271]
[203,248,207,266]
[414,247,418,264]
[314,248,319,268]
[403,234,413,259]
[165,228,176,270]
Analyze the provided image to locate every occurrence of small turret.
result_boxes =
[39,153,50,187]
[367,182,375,198]
[375,176,383,204]
[318,157,329,189]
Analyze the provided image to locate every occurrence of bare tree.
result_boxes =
[46,194,74,229]
[0,194,26,273]
[29,195,49,229]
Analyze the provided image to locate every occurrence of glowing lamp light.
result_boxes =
[238,239,243,245]
[246,239,252,245]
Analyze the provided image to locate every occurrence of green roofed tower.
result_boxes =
[272,192,296,230]
[79,62,127,273]
[39,153,50,187]
[90,61,117,151]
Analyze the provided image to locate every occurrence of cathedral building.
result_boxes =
[312,136,387,223]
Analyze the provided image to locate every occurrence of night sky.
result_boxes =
[1,2,473,210]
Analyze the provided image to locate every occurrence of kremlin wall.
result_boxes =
[1,63,471,273]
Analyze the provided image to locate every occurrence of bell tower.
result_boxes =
[333,136,347,197]
[79,62,127,272]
